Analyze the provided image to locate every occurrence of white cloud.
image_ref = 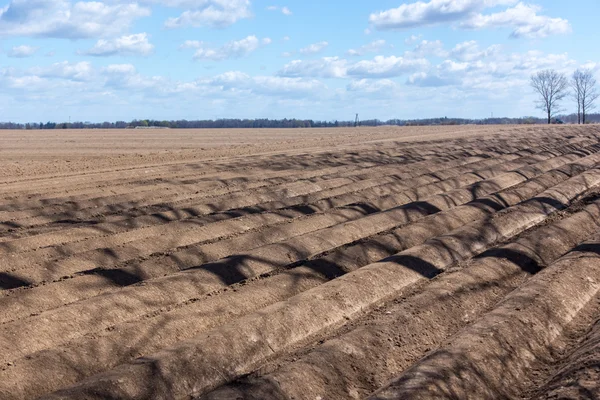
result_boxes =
[8,45,39,58]
[580,62,600,73]
[347,56,430,78]
[0,0,151,39]
[163,0,252,29]
[299,41,329,55]
[205,71,325,98]
[346,40,386,56]
[0,43,583,122]
[449,40,501,61]
[103,64,137,75]
[101,63,167,91]
[282,36,290,41]
[281,51,293,57]
[408,39,448,58]
[347,78,397,93]
[251,76,323,96]
[407,71,458,87]
[369,0,517,30]
[404,34,422,45]
[461,3,571,39]
[185,35,270,61]
[406,44,577,90]
[267,5,292,15]
[82,33,154,57]
[367,0,569,38]
[279,55,428,79]
[180,40,203,49]
[278,57,348,78]
[30,61,94,81]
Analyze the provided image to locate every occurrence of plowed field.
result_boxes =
[2,125,600,399]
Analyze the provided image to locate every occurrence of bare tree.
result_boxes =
[572,72,582,124]
[572,69,599,124]
[530,69,568,124]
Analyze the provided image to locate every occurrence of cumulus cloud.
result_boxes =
[101,63,168,91]
[0,43,583,121]
[404,34,422,45]
[82,33,154,57]
[180,40,203,49]
[30,61,94,81]
[279,57,348,79]
[347,78,397,93]
[204,71,325,98]
[181,35,271,61]
[8,45,39,58]
[369,0,516,30]
[347,55,430,78]
[449,40,501,61]
[407,39,448,58]
[103,64,137,75]
[369,0,569,39]
[299,41,329,55]
[279,55,428,79]
[346,40,386,56]
[407,71,458,87]
[0,0,150,39]
[406,44,576,90]
[460,3,571,39]
[266,5,292,15]
[163,0,252,29]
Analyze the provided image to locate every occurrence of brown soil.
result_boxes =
[1,125,600,399]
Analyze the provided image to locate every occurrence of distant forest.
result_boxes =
[2,113,599,130]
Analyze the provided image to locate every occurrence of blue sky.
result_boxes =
[0,0,597,123]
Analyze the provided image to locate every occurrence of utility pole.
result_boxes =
[354,113,359,127]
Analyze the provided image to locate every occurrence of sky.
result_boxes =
[0,0,597,123]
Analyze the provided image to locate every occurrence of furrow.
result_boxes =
[0,153,499,252]
[0,149,548,280]
[0,136,585,244]
[0,134,582,226]
[0,154,592,399]
[369,232,600,400]
[36,167,600,400]
[208,195,600,400]
[0,156,572,359]
[530,316,600,399]
[0,139,488,205]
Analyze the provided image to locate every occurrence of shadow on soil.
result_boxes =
[4,133,600,400]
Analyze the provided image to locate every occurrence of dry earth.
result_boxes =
[1,125,600,399]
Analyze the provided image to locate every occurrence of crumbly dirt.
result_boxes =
[1,125,600,400]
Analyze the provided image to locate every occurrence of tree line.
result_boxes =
[4,114,600,131]
[531,68,599,124]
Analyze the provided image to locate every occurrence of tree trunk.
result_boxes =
[548,109,551,124]
[583,104,586,124]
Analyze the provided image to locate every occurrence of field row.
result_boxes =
[1,125,600,399]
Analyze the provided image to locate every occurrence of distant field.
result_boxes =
[2,125,600,399]
[0,125,540,178]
